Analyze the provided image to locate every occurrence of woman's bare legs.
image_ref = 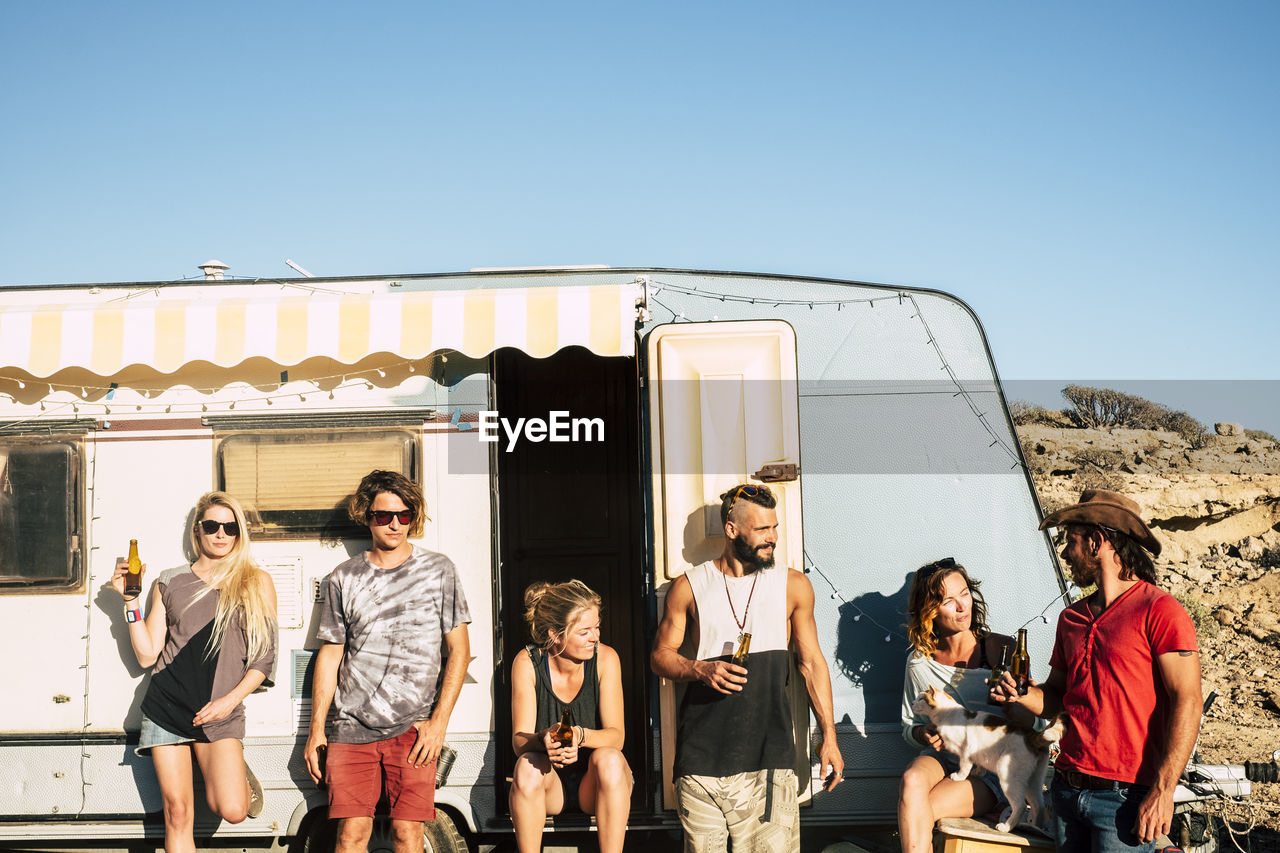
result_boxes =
[509,752,566,853]
[192,738,250,823]
[898,754,996,853]
[151,744,197,853]
[578,748,634,853]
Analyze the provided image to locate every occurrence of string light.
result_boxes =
[5,282,1018,477]
[647,280,1024,470]
[805,549,904,645]
[807,547,1075,658]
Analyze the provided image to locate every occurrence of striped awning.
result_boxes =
[0,282,642,378]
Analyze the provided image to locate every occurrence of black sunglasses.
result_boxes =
[919,557,957,578]
[198,519,240,537]
[369,509,414,526]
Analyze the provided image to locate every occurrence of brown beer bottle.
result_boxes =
[988,642,1011,689]
[124,539,143,597]
[731,632,751,666]
[553,708,573,748]
[1011,628,1031,695]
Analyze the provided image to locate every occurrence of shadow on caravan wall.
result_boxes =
[834,577,913,727]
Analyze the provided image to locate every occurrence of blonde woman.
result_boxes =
[510,580,633,853]
[112,492,278,852]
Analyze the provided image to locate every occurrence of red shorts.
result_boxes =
[325,728,436,821]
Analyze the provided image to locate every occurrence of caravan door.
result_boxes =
[645,320,810,808]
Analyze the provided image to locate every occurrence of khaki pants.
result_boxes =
[675,768,800,852]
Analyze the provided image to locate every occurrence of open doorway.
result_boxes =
[492,346,650,816]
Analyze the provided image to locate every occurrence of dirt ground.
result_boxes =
[1183,566,1280,849]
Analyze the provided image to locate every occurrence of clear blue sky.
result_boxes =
[2,3,1276,425]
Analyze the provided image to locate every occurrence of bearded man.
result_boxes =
[651,483,844,853]
[991,489,1201,852]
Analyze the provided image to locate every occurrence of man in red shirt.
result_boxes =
[991,489,1201,852]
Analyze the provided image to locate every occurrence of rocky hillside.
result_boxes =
[1015,419,1280,844]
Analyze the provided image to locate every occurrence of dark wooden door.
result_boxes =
[493,346,649,813]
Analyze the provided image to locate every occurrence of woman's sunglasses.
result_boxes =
[198,519,240,537]
[369,509,414,527]
[918,557,956,578]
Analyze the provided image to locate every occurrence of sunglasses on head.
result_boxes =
[726,484,772,515]
[919,557,956,578]
[198,519,240,537]
[369,509,414,526]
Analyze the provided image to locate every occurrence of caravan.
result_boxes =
[0,267,1065,850]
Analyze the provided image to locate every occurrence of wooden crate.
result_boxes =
[934,818,1054,853]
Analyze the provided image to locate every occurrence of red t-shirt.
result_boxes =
[1049,581,1198,785]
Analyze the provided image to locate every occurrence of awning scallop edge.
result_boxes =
[0,283,643,378]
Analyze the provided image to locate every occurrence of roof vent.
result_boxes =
[199,260,230,280]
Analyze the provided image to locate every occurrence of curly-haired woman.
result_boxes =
[898,558,1017,853]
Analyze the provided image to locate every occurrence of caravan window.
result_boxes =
[0,437,83,591]
[215,428,418,539]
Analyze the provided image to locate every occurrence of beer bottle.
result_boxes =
[731,632,751,667]
[1011,628,1031,695]
[553,708,574,748]
[124,540,143,597]
[988,642,1010,689]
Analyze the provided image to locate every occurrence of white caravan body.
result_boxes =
[0,268,1064,848]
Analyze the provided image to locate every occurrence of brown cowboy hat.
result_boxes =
[1038,489,1161,556]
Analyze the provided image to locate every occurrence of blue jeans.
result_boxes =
[1050,775,1155,853]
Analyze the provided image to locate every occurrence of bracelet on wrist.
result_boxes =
[124,606,142,624]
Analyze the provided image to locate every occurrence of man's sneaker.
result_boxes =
[246,764,264,819]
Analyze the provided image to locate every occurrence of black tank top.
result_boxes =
[526,644,601,733]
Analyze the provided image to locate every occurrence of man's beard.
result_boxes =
[1065,548,1099,586]
[732,534,775,570]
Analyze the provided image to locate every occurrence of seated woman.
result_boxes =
[898,558,1017,852]
[509,580,633,853]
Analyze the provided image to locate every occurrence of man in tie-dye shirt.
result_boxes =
[305,470,471,853]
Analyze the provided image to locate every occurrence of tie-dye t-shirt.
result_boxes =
[317,546,471,744]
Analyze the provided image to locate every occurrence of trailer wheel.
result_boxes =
[302,809,469,853]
